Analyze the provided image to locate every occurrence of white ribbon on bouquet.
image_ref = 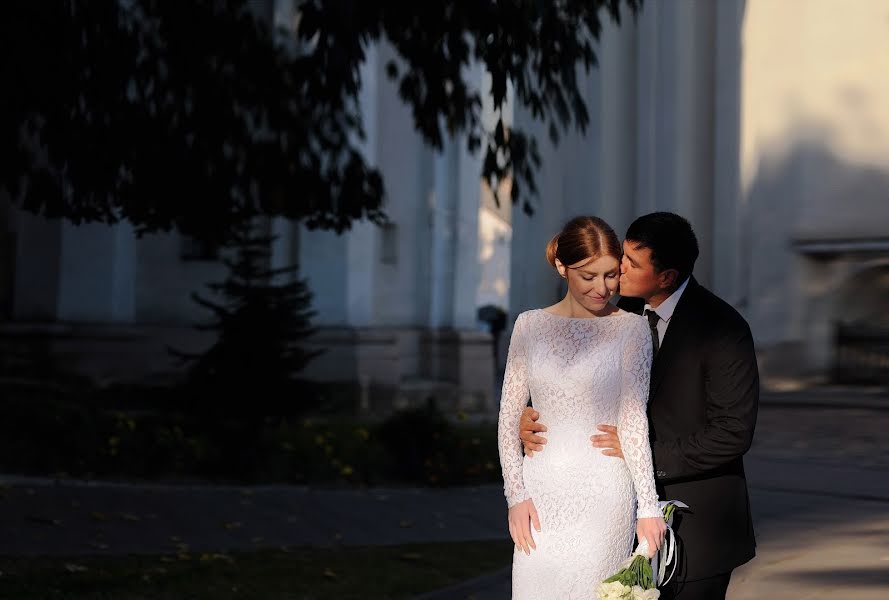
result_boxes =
[633,500,688,587]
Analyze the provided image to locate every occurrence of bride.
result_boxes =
[498,216,666,599]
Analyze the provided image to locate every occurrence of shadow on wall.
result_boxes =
[745,137,889,381]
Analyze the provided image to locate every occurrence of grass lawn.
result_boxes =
[0,540,514,599]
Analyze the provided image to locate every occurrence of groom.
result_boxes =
[519,212,759,600]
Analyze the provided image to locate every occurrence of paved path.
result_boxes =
[411,459,889,600]
[0,479,505,556]
[0,390,887,599]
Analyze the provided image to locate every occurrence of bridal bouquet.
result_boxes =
[596,500,688,600]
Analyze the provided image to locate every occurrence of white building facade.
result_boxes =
[2,0,889,401]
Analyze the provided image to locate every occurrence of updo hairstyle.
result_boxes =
[545,216,622,270]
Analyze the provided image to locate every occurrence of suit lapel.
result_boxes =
[649,277,699,398]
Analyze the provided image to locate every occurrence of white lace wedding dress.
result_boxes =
[498,309,661,599]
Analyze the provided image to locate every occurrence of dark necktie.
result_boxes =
[644,309,660,355]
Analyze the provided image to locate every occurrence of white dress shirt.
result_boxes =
[644,277,690,346]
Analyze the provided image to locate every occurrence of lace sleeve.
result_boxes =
[618,316,661,518]
[497,312,531,508]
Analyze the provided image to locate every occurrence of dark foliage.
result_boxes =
[0,388,500,486]
[1,0,639,243]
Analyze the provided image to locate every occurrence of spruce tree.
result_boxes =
[177,219,320,415]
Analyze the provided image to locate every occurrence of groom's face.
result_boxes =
[619,240,660,300]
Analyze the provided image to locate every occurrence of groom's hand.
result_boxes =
[519,407,547,457]
[591,424,624,458]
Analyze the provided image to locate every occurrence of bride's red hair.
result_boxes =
[546,216,621,269]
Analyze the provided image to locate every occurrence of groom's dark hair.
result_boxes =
[625,212,699,287]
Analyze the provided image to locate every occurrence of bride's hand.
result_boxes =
[508,499,541,555]
[636,516,667,558]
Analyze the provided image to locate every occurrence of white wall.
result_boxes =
[741,0,889,349]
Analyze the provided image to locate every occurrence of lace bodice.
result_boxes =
[497,309,660,519]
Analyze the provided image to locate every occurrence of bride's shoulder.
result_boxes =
[618,312,651,339]
[515,308,543,323]
[513,308,559,330]
[612,310,646,328]
[614,309,643,321]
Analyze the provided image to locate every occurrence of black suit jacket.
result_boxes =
[618,277,759,581]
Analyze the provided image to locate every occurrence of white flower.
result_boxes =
[630,586,660,600]
[597,581,633,600]
[596,583,609,600]
[595,582,610,600]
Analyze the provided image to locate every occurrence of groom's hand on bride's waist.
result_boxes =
[519,407,547,457]
[591,424,624,459]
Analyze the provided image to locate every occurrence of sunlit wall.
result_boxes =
[741,0,889,372]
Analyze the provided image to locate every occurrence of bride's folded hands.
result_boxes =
[636,516,668,558]
[508,498,542,555]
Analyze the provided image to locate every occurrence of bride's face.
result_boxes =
[559,254,620,313]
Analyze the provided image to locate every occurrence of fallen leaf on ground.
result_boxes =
[64,563,88,573]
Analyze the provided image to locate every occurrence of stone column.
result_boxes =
[110,222,136,322]
[673,1,716,288]
[634,1,661,215]
[453,65,485,330]
[598,8,639,235]
[12,212,62,321]
[712,0,746,304]
[57,221,134,323]
[429,136,459,330]
[346,43,380,329]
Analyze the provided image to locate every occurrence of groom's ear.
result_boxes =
[658,268,679,290]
